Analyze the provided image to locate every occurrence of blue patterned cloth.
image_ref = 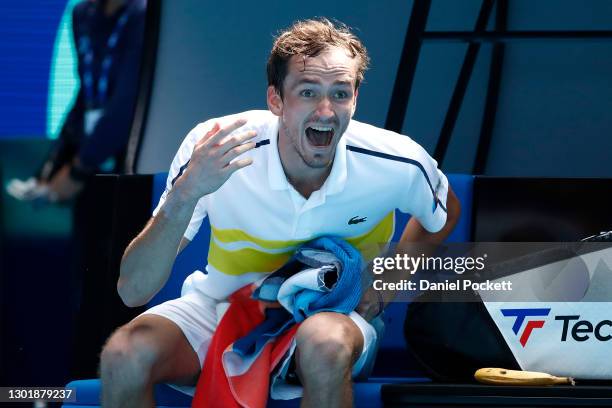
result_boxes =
[233,236,364,357]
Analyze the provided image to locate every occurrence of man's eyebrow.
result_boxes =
[292,78,353,87]
[292,77,322,87]
[333,79,353,87]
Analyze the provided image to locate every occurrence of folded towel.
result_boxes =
[193,236,363,408]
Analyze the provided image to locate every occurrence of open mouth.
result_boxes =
[305,126,334,147]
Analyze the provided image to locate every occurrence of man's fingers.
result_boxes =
[223,157,254,175]
[195,122,221,147]
[217,130,257,156]
[205,118,248,147]
[222,141,256,164]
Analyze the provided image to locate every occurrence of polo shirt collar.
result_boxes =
[267,119,290,190]
[267,118,348,196]
[323,135,348,196]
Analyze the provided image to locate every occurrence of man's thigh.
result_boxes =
[120,313,202,385]
[130,292,220,385]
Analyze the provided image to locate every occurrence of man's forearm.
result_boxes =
[118,183,199,307]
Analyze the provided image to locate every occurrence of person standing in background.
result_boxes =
[39,0,146,201]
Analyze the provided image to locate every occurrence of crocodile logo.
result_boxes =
[348,216,367,225]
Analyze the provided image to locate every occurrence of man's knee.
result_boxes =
[295,313,363,378]
[100,323,161,388]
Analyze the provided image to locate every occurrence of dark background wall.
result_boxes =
[136,0,612,177]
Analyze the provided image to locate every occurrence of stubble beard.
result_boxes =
[281,119,333,169]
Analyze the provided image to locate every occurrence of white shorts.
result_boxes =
[140,291,380,396]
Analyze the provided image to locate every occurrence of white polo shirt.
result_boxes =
[154,110,449,300]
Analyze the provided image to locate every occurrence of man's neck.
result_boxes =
[278,137,333,200]
[283,162,332,199]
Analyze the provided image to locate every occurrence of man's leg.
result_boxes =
[100,314,200,408]
[295,312,364,408]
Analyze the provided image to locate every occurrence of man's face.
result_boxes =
[268,47,359,170]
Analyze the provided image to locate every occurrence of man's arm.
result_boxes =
[357,186,461,320]
[399,185,461,245]
[117,119,257,307]
[117,189,199,307]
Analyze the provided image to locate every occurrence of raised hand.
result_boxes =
[175,118,257,200]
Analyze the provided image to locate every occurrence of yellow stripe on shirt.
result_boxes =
[208,238,296,275]
[208,211,394,275]
[211,225,304,250]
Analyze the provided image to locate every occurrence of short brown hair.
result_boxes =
[267,18,370,97]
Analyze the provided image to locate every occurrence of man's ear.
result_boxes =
[267,86,283,116]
